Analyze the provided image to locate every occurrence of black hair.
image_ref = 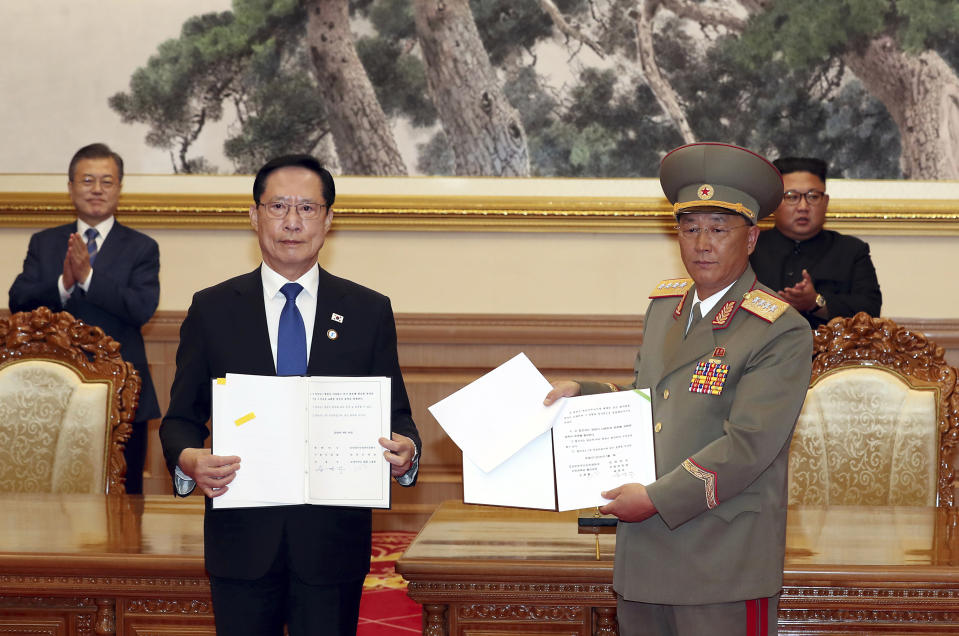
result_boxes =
[772,157,827,184]
[252,155,335,206]
[68,143,124,182]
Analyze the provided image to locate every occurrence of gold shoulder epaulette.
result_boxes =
[740,290,789,323]
[649,278,693,298]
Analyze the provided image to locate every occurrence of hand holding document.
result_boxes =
[429,353,655,511]
[211,373,392,510]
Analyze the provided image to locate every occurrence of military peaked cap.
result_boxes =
[660,142,783,224]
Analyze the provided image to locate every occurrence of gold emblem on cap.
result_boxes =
[697,184,714,200]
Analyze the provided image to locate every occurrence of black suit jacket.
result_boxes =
[159,267,420,583]
[8,221,161,421]
[750,227,882,328]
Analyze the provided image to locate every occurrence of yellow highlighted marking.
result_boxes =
[235,412,255,426]
[216,378,226,385]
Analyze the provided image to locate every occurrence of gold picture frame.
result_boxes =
[0,175,956,235]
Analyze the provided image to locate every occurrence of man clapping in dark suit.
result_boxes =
[159,155,420,636]
[9,143,161,494]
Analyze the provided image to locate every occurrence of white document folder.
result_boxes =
[428,353,561,473]
[211,373,392,510]
[429,353,656,511]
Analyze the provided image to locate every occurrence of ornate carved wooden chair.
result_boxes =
[788,312,959,507]
[0,307,140,494]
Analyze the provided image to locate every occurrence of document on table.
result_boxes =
[211,373,392,510]
[430,353,655,511]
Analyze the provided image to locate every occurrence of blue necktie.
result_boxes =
[277,282,307,376]
[85,228,99,265]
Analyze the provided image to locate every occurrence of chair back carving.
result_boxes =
[0,307,140,494]
[788,312,959,507]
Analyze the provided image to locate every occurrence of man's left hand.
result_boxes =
[379,433,415,477]
[599,483,657,522]
[779,268,818,312]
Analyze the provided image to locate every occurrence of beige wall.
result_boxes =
[0,224,954,319]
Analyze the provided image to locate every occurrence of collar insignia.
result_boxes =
[710,300,738,328]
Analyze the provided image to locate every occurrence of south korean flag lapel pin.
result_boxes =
[328,313,343,340]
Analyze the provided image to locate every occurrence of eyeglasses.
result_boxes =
[259,200,326,219]
[675,224,749,242]
[782,190,826,205]
[74,176,117,191]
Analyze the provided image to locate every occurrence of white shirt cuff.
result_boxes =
[57,275,72,305]
[77,269,93,292]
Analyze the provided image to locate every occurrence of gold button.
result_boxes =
[654,422,663,433]
[663,389,670,400]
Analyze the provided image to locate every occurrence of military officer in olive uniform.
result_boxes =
[546,143,813,636]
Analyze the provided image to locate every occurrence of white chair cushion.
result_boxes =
[788,366,937,506]
[0,360,108,493]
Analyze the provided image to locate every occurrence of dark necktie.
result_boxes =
[85,228,99,265]
[276,282,307,376]
[685,302,702,338]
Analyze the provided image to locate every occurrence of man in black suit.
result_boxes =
[159,155,420,636]
[9,143,160,494]
[749,156,882,328]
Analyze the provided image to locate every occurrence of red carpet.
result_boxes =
[358,531,421,635]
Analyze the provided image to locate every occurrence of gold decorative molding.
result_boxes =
[1,191,957,234]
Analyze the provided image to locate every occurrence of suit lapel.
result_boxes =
[308,268,347,371]
[661,296,713,380]
[659,294,689,373]
[54,222,78,260]
[92,221,125,272]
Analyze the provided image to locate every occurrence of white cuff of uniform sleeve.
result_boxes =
[174,465,197,496]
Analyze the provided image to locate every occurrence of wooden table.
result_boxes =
[396,501,959,635]
[0,493,211,635]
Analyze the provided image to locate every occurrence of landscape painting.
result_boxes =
[4,0,959,180]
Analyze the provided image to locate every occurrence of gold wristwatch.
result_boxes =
[814,293,826,309]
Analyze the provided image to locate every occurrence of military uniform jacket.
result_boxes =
[581,267,812,605]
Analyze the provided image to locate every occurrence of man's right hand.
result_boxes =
[543,380,581,406]
[62,251,75,290]
[178,448,241,498]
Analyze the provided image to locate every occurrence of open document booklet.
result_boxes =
[210,373,392,510]
[429,353,656,511]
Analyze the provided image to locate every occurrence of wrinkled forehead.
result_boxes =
[677,211,744,226]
